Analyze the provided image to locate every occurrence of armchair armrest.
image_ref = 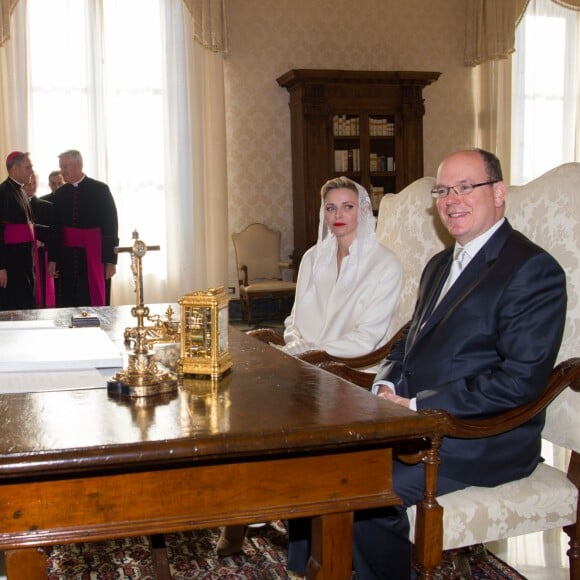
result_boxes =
[435,357,580,439]
[278,260,297,282]
[297,322,410,369]
[246,327,285,346]
[238,264,249,287]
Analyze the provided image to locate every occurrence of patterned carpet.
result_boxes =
[45,521,525,579]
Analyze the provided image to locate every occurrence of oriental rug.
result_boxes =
[45,520,526,579]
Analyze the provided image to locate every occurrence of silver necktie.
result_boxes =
[438,247,465,303]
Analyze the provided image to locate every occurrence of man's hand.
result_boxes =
[0,269,7,288]
[105,263,116,279]
[48,261,59,278]
[377,387,411,408]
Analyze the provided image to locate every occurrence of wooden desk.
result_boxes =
[0,305,443,579]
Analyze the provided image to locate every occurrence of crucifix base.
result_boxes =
[107,350,177,397]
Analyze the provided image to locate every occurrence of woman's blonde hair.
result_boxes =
[321,176,359,200]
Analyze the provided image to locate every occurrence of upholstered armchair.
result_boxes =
[232,223,296,324]
[309,164,580,578]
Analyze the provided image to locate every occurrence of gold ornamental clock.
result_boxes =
[178,287,232,379]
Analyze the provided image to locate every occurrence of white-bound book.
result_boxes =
[0,326,123,372]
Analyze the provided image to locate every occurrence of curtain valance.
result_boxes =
[0,0,18,46]
[182,0,228,53]
[465,0,580,66]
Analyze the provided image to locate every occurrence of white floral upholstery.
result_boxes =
[377,164,580,559]
[376,177,451,338]
[408,462,578,551]
[505,164,580,456]
[506,163,580,367]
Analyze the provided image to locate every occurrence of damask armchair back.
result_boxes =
[503,163,580,451]
[376,176,452,339]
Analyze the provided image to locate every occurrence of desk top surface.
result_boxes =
[0,305,438,479]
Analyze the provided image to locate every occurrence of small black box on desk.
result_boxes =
[71,312,101,327]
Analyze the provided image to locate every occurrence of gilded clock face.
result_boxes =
[183,307,211,356]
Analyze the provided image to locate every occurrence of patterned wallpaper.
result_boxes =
[223,0,475,293]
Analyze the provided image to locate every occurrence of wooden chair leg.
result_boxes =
[247,297,253,324]
[564,521,579,580]
[239,295,248,323]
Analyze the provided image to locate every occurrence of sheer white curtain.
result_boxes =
[511,0,580,184]
[472,59,513,183]
[4,0,228,305]
[0,0,27,157]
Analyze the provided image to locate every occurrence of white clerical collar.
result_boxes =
[72,175,86,187]
[454,217,505,263]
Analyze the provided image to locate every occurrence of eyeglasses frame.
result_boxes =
[431,180,500,199]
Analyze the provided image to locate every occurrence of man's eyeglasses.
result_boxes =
[431,180,499,199]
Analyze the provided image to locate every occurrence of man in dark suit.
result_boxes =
[349,148,567,579]
[47,149,119,307]
[40,170,65,203]
[0,151,36,310]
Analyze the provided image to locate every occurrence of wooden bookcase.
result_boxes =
[277,69,440,264]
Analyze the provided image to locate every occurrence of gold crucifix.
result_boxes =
[117,229,161,310]
[107,230,177,398]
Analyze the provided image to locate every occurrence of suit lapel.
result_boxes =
[406,252,451,349]
[407,221,513,353]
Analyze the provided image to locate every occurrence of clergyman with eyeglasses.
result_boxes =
[291,148,568,579]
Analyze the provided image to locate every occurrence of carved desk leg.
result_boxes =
[151,534,172,580]
[413,433,443,579]
[307,512,353,580]
[4,547,46,579]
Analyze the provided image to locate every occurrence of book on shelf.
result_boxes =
[335,150,348,172]
[369,117,395,137]
[371,186,384,211]
[334,148,360,172]
[333,114,360,137]
[352,148,360,172]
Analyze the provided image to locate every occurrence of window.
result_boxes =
[511,0,579,184]
[27,0,167,289]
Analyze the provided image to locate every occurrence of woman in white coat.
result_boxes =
[282,175,402,358]
[217,176,403,559]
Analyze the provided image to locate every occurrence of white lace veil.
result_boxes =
[306,177,377,294]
